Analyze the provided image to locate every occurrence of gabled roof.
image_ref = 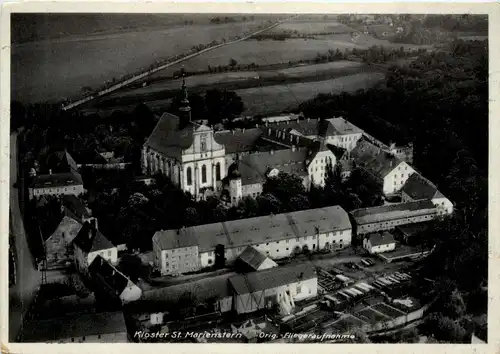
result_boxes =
[47,150,79,174]
[271,118,334,137]
[351,200,437,225]
[237,246,269,271]
[236,148,309,185]
[229,263,316,295]
[145,112,201,159]
[44,215,83,244]
[73,221,114,254]
[32,172,84,189]
[19,311,127,342]
[89,256,131,296]
[141,272,233,304]
[153,205,351,253]
[328,144,347,160]
[366,231,396,246]
[62,195,91,219]
[327,117,363,135]
[350,138,401,179]
[213,128,262,154]
[402,173,444,200]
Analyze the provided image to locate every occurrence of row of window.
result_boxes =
[186,163,222,186]
[34,186,80,195]
[205,234,346,257]
[361,214,435,230]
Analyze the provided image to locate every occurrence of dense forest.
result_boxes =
[297,38,488,341]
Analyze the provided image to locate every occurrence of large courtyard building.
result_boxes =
[152,205,352,275]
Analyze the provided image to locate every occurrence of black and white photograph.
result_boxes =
[4,6,492,347]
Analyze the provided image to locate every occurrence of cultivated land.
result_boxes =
[235,72,385,115]
[11,20,274,103]
[82,62,384,116]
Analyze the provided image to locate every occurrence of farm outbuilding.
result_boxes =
[228,263,317,314]
[236,246,278,272]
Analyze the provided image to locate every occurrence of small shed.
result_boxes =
[236,246,278,272]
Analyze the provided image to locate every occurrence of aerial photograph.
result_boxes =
[8,13,488,344]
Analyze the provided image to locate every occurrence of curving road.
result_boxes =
[9,131,41,341]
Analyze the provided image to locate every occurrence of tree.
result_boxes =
[423,312,468,343]
[344,168,383,207]
[256,193,282,215]
[204,89,244,126]
[441,289,467,319]
[184,207,200,226]
[118,254,143,282]
[263,172,306,207]
[237,196,259,218]
[66,274,91,298]
[229,58,238,67]
[289,194,310,211]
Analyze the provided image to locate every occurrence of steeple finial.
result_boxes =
[181,67,189,102]
[179,67,191,123]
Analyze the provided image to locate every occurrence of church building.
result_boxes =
[141,75,226,200]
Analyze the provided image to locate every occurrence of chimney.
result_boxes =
[49,169,52,175]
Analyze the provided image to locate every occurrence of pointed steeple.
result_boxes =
[179,69,191,124]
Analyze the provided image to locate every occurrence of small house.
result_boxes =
[363,232,396,254]
[73,219,117,273]
[89,255,142,304]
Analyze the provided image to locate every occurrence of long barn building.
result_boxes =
[350,200,438,236]
[152,205,352,275]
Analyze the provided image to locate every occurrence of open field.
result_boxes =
[104,61,366,99]
[11,21,271,103]
[146,32,432,81]
[84,70,384,117]
[146,37,375,80]
[12,14,281,45]
[235,72,385,115]
[265,19,354,35]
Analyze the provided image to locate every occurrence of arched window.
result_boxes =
[201,165,207,183]
[186,167,192,186]
[215,162,221,181]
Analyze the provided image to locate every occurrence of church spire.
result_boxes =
[179,69,191,123]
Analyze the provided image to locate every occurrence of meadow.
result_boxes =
[11,20,270,104]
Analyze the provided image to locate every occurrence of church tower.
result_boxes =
[179,72,192,124]
[229,156,243,206]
